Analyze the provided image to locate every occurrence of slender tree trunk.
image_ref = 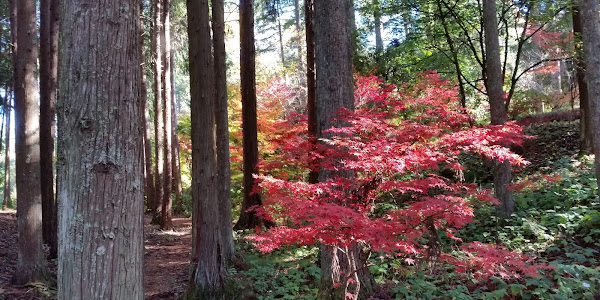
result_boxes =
[235,0,271,230]
[306,0,318,184]
[483,0,514,217]
[140,3,157,212]
[2,96,11,210]
[578,0,600,196]
[212,0,235,262]
[152,0,165,221]
[39,0,59,259]
[373,0,383,55]
[294,0,304,72]
[161,0,173,230]
[171,54,183,209]
[278,17,285,67]
[57,0,144,298]
[572,6,592,154]
[314,0,373,298]
[13,0,48,285]
[186,0,225,296]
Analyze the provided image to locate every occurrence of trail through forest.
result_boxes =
[0,213,192,299]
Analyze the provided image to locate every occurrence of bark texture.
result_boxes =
[187,0,225,296]
[314,0,373,298]
[13,0,48,285]
[578,0,600,196]
[39,0,60,259]
[212,0,235,262]
[152,0,165,219]
[161,0,173,230]
[572,6,592,154]
[57,1,144,298]
[235,0,269,230]
[483,0,514,217]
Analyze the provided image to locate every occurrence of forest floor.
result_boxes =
[0,213,192,299]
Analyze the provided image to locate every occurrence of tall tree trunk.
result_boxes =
[314,0,373,298]
[294,0,304,73]
[578,0,600,197]
[278,17,285,67]
[13,0,48,285]
[212,0,235,262]
[483,0,514,217]
[57,0,144,298]
[373,0,383,55]
[171,53,183,209]
[2,96,11,210]
[306,0,318,184]
[161,0,173,230]
[141,2,157,213]
[572,6,592,154]
[235,0,270,230]
[39,0,59,259]
[152,0,165,221]
[186,0,225,296]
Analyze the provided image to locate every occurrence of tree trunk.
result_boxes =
[140,2,157,213]
[578,0,600,197]
[186,0,225,296]
[57,0,144,298]
[572,6,592,154]
[314,0,373,298]
[39,0,59,259]
[483,0,514,217]
[161,0,174,230]
[2,96,11,210]
[306,0,318,184]
[13,0,48,285]
[212,0,235,262]
[294,0,304,73]
[373,0,383,55]
[152,0,165,221]
[171,53,183,209]
[4,0,16,212]
[235,0,270,230]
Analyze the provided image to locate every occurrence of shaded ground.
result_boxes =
[0,212,192,299]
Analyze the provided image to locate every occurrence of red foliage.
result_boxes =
[248,72,547,279]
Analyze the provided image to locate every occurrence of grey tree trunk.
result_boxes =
[314,0,373,298]
[212,0,235,262]
[152,0,165,220]
[2,95,11,210]
[39,0,59,259]
[483,0,514,217]
[187,0,226,296]
[57,1,144,298]
[13,0,48,285]
[373,0,383,55]
[572,6,592,154]
[171,54,183,210]
[161,0,174,230]
[578,0,600,196]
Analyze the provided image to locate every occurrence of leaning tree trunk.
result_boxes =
[235,0,270,230]
[152,0,165,221]
[13,0,48,285]
[572,5,592,154]
[578,0,600,196]
[57,0,144,298]
[186,0,225,296]
[314,0,373,299]
[39,0,59,259]
[483,0,514,217]
[212,0,235,262]
[161,0,174,230]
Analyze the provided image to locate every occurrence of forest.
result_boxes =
[0,0,599,299]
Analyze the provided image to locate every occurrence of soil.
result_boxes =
[0,212,192,299]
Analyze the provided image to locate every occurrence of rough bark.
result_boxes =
[152,0,165,220]
[13,0,48,285]
[235,0,270,230]
[314,0,373,298]
[578,0,600,197]
[212,0,235,262]
[305,0,318,184]
[572,6,592,154]
[39,0,59,259]
[57,1,144,298]
[186,0,225,296]
[161,0,173,230]
[483,0,514,217]
[2,96,10,210]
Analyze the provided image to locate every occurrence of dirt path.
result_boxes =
[0,212,192,299]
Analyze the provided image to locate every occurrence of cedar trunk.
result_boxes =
[483,0,514,217]
[161,0,174,230]
[314,0,373,298]
[13,0,48,285]
[57,0,144,298]
[153,0,165,220]
[572,6,592,154]
[235,0,269,230]
[39,0,60,259]
[212,0,236,262]
[578,0,600,196]
[186,0,225,295]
